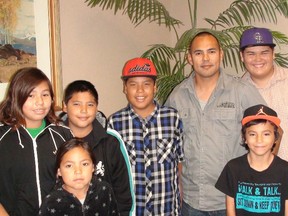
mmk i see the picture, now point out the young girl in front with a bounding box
[39,138,119,215]
[0,67,73,215]
[216,104,288,215]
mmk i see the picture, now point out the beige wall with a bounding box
[59,1,172,115]
[59,0,288,116]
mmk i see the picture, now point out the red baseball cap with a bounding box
[122,58,157,80]
[242,104,280,127]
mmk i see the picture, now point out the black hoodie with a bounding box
[62,114,134,216]
[39,177,119,216]
[0,121,73,216]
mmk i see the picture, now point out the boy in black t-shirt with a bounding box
[216,104,288,215]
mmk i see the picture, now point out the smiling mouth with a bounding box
[253,64,264,68]
[136,96,145,101]
[34,109,45,114]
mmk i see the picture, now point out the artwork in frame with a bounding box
[0,0,63,109]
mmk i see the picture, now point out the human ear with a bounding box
[57,168,62,177]
[62,102,67,113]
[187,53,193,66]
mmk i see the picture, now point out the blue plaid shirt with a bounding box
[108,102,184,216]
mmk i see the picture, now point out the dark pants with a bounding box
[182,200,226,216]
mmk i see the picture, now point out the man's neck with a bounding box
[250,68,274,88]
[194,73,219,101]
[251,76,272,88]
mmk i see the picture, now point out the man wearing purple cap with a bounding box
[241,27,288,161]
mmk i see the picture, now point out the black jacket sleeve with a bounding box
[105,134,133,216]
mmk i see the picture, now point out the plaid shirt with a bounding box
[108,102,184,216]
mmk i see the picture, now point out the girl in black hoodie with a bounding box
[39,138,119,215]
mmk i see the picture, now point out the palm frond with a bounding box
[85,0,126,14]
[125,0,182,28]
[206,0,284,28]
[222,45,244,72]
[141,44,178,63]
[270,30,288,45]
[85,0,182,29]
[275,0,288,17]
[275,53,288,68]
[154,60,186,104]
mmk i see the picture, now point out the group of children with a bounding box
[0,38,288,216]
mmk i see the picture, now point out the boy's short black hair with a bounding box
[63,80,98,105]
[241,119,279,151]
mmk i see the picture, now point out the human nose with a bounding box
[203,52,210,61]
[257,134,263,143]
[136,84,144,92]
[254,53,262,61]
[80,105,87,113]
[35,95,44,105]
[74,165,82,174]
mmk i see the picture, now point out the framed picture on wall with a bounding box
[0,0,63,109]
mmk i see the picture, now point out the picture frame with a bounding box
[0,0,63,110]
[47,0,63,110]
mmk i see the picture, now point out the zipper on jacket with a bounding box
[82,204,85,216]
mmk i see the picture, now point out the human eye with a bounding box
[72,102,80,106]
[264,131,272,136]
[248,132,256,137]
[28,93,35,98]
[82,161,91,166]
[194,51,202,56]
[246,52,255,56]
[87,102,95,107]
[65,164,72,168]
[144,81,152,86]
[208,49,216,54]
[262,50,271,55]
[128,82,136,87]
[42,91,51,97]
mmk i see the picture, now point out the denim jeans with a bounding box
[182,200,226,216]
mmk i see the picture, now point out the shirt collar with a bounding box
[128,100,159,122]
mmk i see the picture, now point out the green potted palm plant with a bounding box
[85,0,288,103]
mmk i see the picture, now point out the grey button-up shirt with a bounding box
[165,71,266,211]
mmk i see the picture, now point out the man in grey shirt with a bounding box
[165,30,266,216]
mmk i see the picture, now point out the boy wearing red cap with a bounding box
[108,57,184,216]
[216,104,288,215]
[240,27,288,161]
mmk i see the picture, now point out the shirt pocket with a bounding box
[212,108,238,135]
[125,140,136,165]
[157,138,174,164]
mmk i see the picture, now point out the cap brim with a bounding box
[241,43,276,50]
[121,75,157,80]
[242,115,280,127]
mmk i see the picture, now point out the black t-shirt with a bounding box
[215,154,288,215]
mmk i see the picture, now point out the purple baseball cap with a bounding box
[240,27,276,50]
